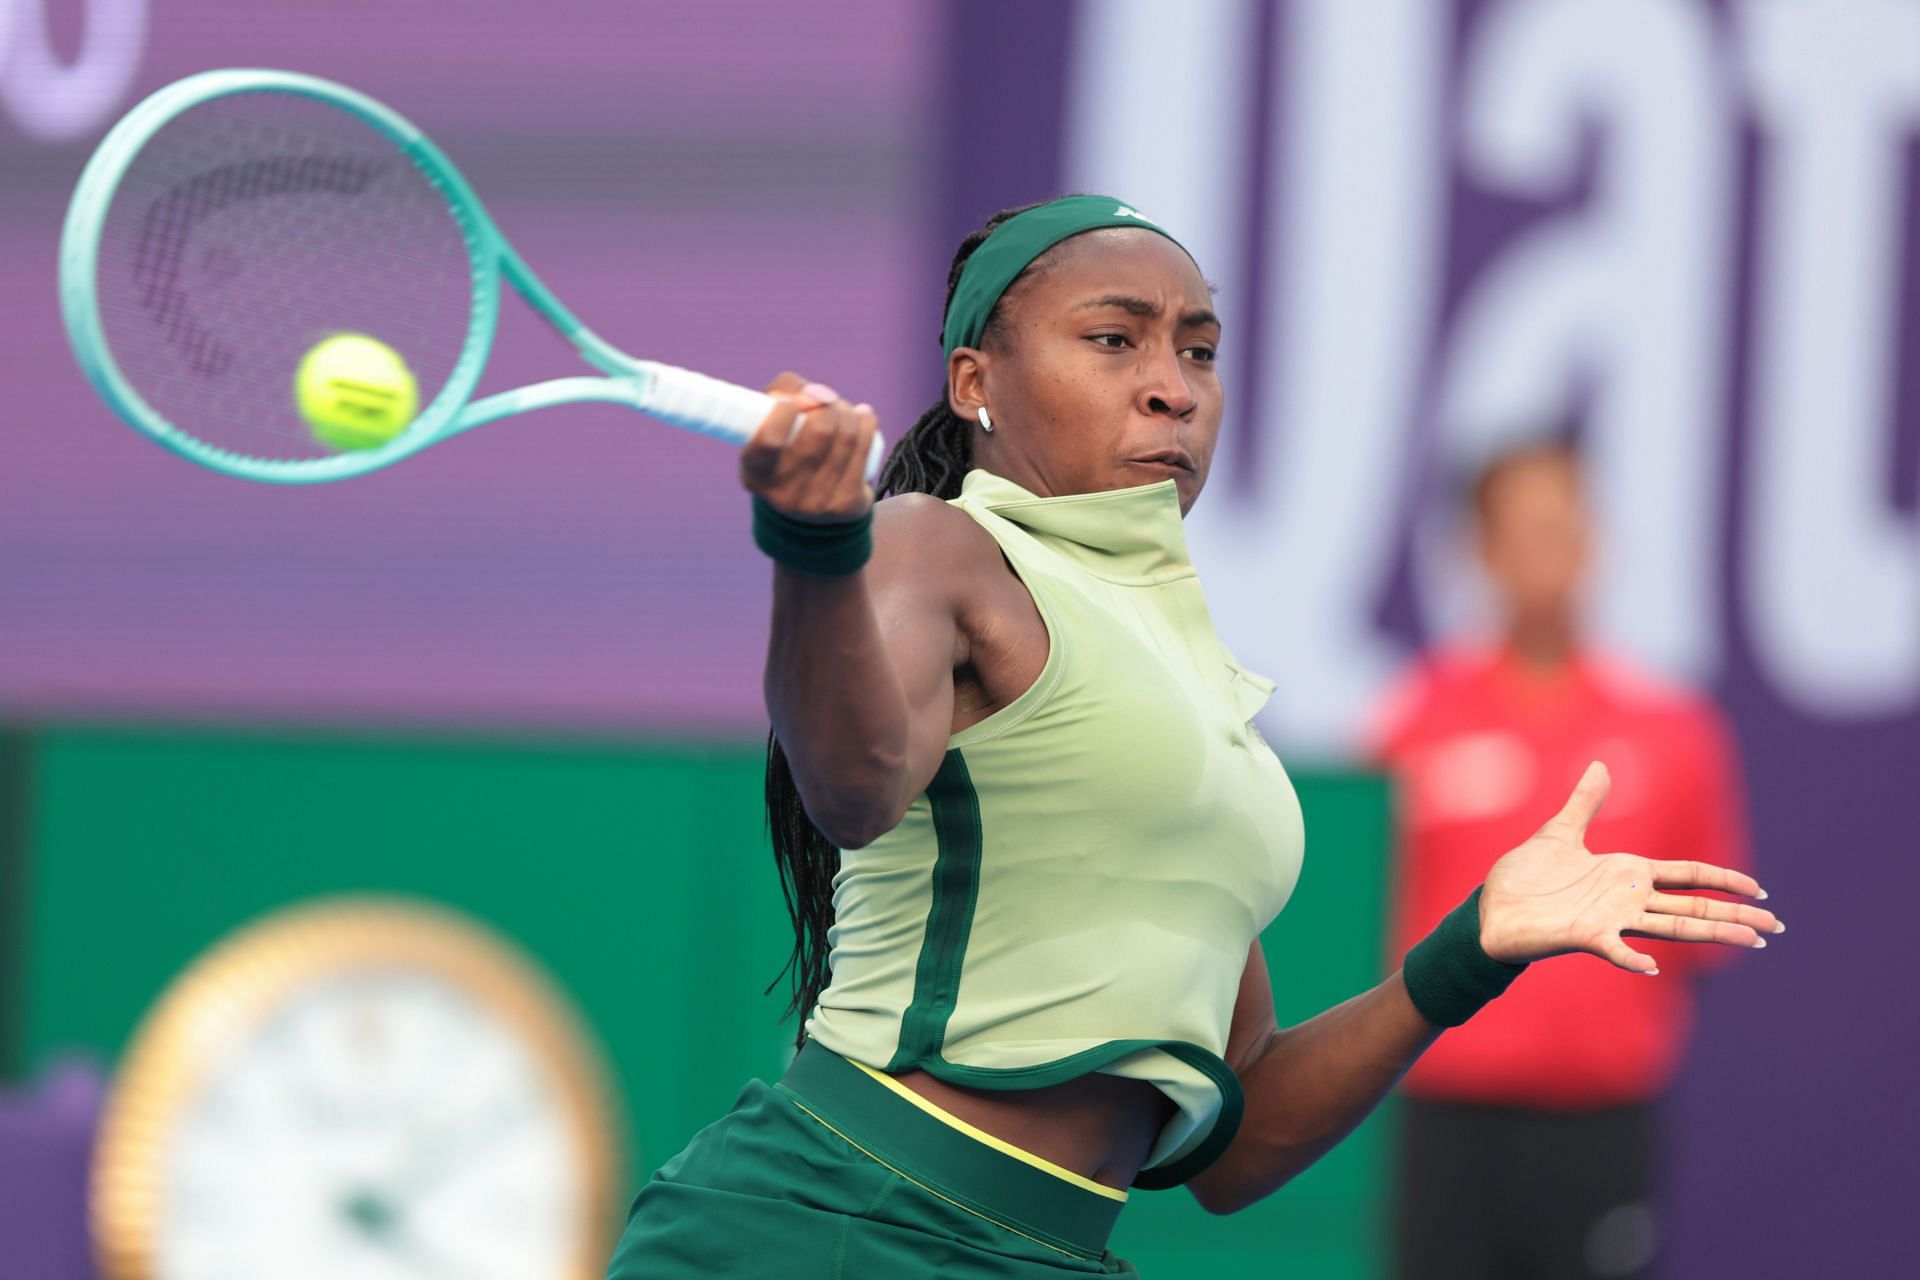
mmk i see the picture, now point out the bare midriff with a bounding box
[888,1067,1176,1191]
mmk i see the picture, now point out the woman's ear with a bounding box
[947,348,989,423]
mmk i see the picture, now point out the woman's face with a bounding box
[950,228,1222,515]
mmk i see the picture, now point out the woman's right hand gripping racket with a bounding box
[58,68,883,484]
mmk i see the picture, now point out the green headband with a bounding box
[941,195,1191,359]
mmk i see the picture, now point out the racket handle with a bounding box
[632,362,885,483]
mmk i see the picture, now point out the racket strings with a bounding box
[133,153,386,377]
[92,91,479,464]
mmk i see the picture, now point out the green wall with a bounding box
[8,723,1394,1277]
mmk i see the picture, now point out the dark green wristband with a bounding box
[752,496,873,576]
[1402,886,1527,1028]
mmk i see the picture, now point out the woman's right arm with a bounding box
[742,376,984,848]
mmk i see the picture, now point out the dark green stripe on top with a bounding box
[889,749,984,1069]
[1128,1044,1245,1190]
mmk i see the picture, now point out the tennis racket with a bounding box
[59,68,883,484]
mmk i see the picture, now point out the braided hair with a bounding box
[763,201,1050,1046]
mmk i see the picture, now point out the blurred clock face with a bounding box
[156,968,584,1280]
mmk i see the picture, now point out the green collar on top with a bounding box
[941,195,1192,360]
[956,468,1196,586]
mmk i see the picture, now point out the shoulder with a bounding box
[1584,651,1736,754]
[1364,646,1497,758]
[873,490,996,554]
[1584,651,1717,721]
[868,492,1008,589]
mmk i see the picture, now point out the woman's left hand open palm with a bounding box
[1478,762,1782,973]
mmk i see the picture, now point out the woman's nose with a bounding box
[1140,358,1198,418]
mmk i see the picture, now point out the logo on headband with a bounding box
[1112,204,1155,224]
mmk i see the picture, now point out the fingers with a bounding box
[747,375,835,451]
[1648,859,1766,901]
[741,375,877,522]
[763,370,812,398]
[1540,761,1610,839]
[793,400,876,514]
[1625,911,1765,949]
[1596,933,1659,975]
[742,375,833,477]
[741,396,805,480]
[1644,891,1782,936]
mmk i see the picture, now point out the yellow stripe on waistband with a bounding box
[848,1060,1130,1202]
[784,1096,1092,1261]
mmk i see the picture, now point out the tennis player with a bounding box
[603,196,1779,1278]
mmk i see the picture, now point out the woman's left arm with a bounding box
[1183,944,1434,1215]
[1187,761,1781,1216]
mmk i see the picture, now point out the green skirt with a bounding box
[605,1041,1140,1278]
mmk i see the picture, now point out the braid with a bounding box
[873,399,973,501]
[764,201,1050,1047]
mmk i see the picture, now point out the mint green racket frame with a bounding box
[60,68,880,484]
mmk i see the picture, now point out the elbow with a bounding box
[769,714,912,851]
[1190,1181,1259,1217]
[1187,1148,1300,1216]
[1190,1188,1234,1217]
[1198,1175,1300,1216]
[802,761,912,850]
[1185,1163,1272,1217]
[810,805,901,851]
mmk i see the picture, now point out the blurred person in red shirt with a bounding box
[1371,438,1751,1280]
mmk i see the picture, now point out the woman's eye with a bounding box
[1184,346,1218,363]
[1090,333,1129,348]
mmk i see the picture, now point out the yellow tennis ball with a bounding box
[296,334,419,450]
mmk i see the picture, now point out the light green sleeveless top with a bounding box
[805,468,1306,1188]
